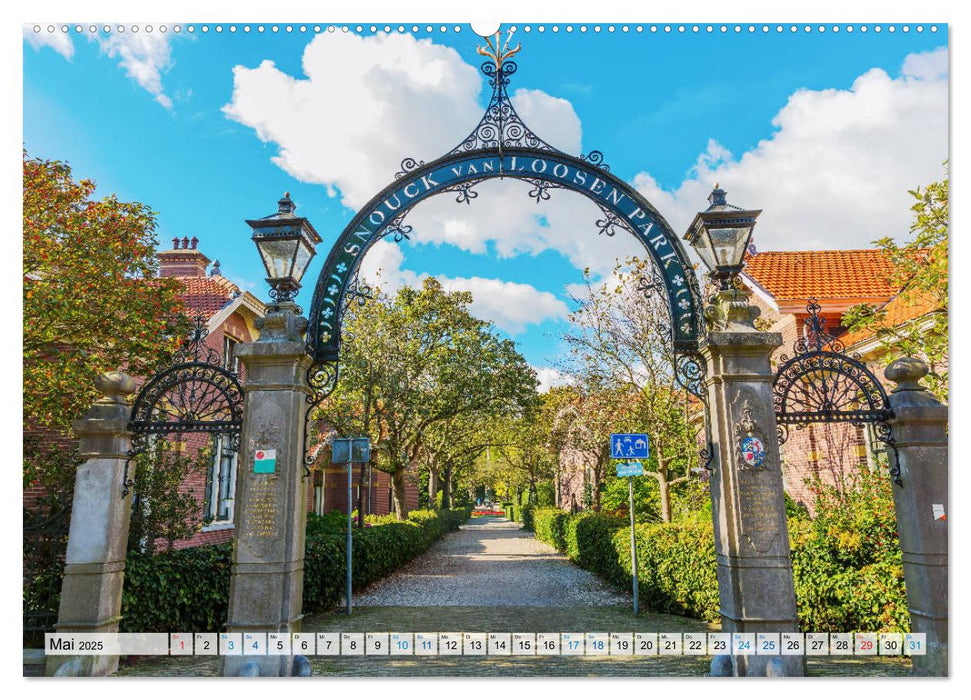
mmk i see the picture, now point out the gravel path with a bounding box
[354,516,630,607]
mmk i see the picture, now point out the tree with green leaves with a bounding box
[492,403,558,505]
[128,439,214,554]
[317,278,538,519]
[843,165,948,401]
[23,151,186,486]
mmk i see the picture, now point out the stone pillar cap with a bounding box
[94,371,137,405]
[885,357,929,393]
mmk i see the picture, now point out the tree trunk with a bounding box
[592,464,602,512]
[441,466,453,509]
[391,469,410,520]
[357,462,367,528]
[427,464,439,508]
[658,472,671,523]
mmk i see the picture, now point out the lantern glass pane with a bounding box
[257,237,299,280]
[707,227,750,268]
[691,231,718,271]
[291,237,315,283]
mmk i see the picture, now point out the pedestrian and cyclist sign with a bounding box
[610,433,649,460]
[610,432,650,616]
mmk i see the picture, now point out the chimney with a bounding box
[158,236,211,278]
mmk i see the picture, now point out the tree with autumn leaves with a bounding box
[23,152,186,486]
[561,258,700,521]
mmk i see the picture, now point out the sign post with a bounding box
[332,437,371,615]
[612,434,649,616]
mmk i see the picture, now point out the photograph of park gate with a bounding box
[22,18,949,680]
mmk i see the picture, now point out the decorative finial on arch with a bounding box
[476,29,521,71]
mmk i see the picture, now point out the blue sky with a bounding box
[23,23,948,383]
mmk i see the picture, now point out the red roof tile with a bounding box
[176,276,241,318]
[744,250,898,301]
[840,290,941,347]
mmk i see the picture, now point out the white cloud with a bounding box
[357,239,568,335]
[632,48,949,252]
[434,275,569,334]
[23,26,74,60]
[224,32,482,209]
[533,366,574,393]
[98,31,174,108]
[902,46,948,81]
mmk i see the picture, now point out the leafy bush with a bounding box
[616,522,719,621]
[788,470,909,632]
[112,508,472,632]
[121,543,232,633]
[532,475,908,633]
[533,508,568,551]
[520,503,535,531]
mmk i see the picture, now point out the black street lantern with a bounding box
[683,184,761,290]
[246,192,322,303]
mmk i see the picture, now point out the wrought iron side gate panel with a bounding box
[125,315,245,495]
[773,299,900,485]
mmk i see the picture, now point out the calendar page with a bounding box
[22,0,951,687]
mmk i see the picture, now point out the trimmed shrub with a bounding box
[520,503,535,531]
[531,500,907,633]
[114,508,471,632]
[121,543,232,633]
[533,507,568,551]
[615,522,719,621]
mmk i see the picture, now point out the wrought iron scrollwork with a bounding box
[304,361,340,475]
[449,60,560,157]
[581,150,610,171]
[395,157,425,180]
[595,204,630,238]
[383,211,414,244]
[773,299,900,485]
[673,350,715,471]
[636,267,668,302]
[443,179,482,205]
[340,276,374,317]
[124,316,244,495]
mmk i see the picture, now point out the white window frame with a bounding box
[203,434,237,528]
[223,334,240,373]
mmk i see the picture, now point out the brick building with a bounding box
[742,247,943,509]
[307,443,420,519]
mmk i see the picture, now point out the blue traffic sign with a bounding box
[610,433,650,460]
[332,437,371,464]
[616,461,645,477]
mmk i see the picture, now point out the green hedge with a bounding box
[533,508,908,632]
[114,508,470,633]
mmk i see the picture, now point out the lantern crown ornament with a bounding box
[246,192,322,304]
[684,184,761,291]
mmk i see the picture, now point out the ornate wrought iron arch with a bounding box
[124,316,245,494]
[773,299,900,485]
[306,39,706,412]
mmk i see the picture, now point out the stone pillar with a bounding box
[46,372,137,677]
[700,289,803,677]
[221,302,312,677]
[884,358,948,677]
